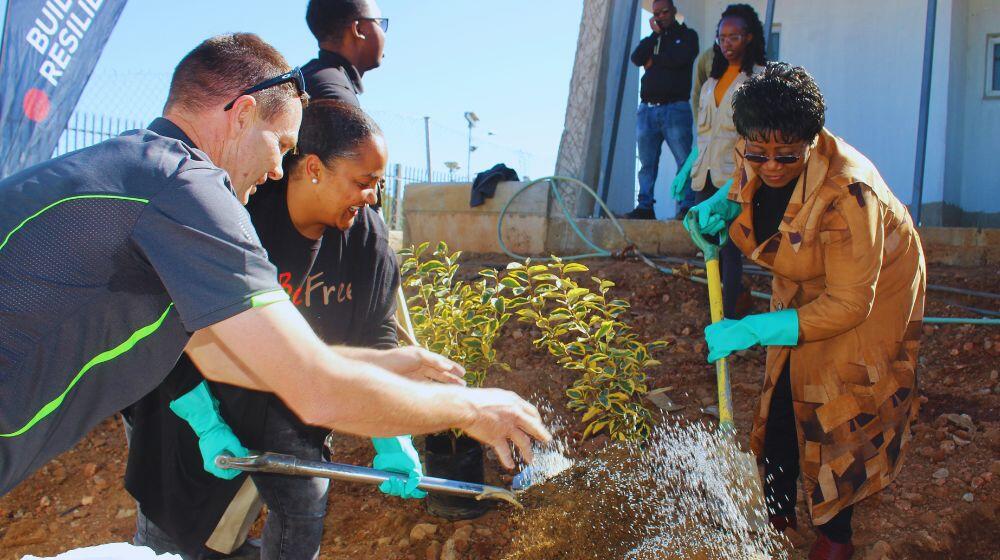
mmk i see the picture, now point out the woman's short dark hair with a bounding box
[306,0,367,42]
[165,33,305,120]
[732,62,826,144]
[709,4,767,79]
[284,100,383,176]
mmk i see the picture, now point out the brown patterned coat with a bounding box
[726,129,926,524]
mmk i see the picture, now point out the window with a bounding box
[987,34,1000,98]
[767,24,781,61]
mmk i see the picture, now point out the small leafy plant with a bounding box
[399,242,519,388]
[400,243,666,443]
[503,259,667,441]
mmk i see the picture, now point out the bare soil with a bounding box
[2,257,998,560]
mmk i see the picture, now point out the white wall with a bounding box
[921,0,961,215]
[716,0,927,203]
[622,0,998,223]
[955,0,1000,216]
[677,0,999,222]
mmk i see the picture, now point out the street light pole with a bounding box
[464,111,478,181]
[424,116,432,182]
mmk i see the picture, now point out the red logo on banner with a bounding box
[23,89,52,123]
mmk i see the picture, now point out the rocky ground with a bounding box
[1,257,998,560]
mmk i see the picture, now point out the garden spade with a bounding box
[684,212,768,530]
[216,453,522,508]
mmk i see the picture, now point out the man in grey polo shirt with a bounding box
[0,32,549,499]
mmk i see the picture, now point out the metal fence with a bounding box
[53,112,145,157]
[52,111,456,230]
[382,164,453,230]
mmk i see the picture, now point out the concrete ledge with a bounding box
[401,182,999,266]
[918,227,1000,267]
[402,182,548,255]
[546,217,696,257]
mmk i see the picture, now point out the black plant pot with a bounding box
[423,432,491,520]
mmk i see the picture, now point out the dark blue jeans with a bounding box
[128,397,329,560]
[133,508,260,560]
[249,397,331,560]
[636,101,695,214]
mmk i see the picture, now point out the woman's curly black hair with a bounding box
[709,4,767,79]
[732,62,826,144]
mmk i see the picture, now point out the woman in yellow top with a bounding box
[681,3,766,318]
[692,63,926,560]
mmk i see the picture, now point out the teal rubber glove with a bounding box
[671,146,699,201]
[704,310,800,363]
[684,177,739,236]
[169,381,248,480]
[372,436,426,499]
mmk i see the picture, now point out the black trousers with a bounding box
[764,360,854,543]
[694,172,744,319]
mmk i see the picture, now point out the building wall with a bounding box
[673,0,999,225]
[555,0,644,218]
[953,0,1000,224]
[565,1,996,225]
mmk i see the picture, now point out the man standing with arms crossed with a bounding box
[624,0,699,220]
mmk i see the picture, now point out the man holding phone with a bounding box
[625,0,699,220]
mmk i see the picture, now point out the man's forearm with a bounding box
[288,353,474,436]
[190,301,552,469]
[334,345,384,362]
[190,302,471,437]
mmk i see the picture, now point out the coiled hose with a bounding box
[495,176,1000,326]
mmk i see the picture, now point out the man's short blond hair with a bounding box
[165,33,306,120]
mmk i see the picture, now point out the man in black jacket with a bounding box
[623,0,699,220]
[302,0,387,106]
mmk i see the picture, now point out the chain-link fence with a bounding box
[50,72,544,230]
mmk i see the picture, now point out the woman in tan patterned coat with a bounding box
[690,63,925,560]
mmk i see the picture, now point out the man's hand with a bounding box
[649,16,662,33]
[458,389,552,470]
[355,347,466,385]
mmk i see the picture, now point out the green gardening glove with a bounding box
[704,310,800,363]
[372,436,427,499]
[671,146,699,201]
[684,177,739,236]
[169,381,248,480]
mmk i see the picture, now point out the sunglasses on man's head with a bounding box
[742,150,805,165]
[361,17,389,32]
[223,67,306,112]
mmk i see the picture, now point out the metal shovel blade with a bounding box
[216,453,522,508]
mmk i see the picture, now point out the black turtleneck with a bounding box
[752,178,798,242]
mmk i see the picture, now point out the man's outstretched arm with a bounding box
[185,300,549,468]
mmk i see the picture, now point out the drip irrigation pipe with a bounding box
[647,257,1000,318]
[652,256,1000,301]
[495,177,1000,327]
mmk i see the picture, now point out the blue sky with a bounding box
[1,0,584,179]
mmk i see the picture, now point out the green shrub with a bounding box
[504,259,667,441]
[400,244,666,442]
[399,242,519,388]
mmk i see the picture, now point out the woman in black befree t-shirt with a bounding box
[125,101,420,560]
